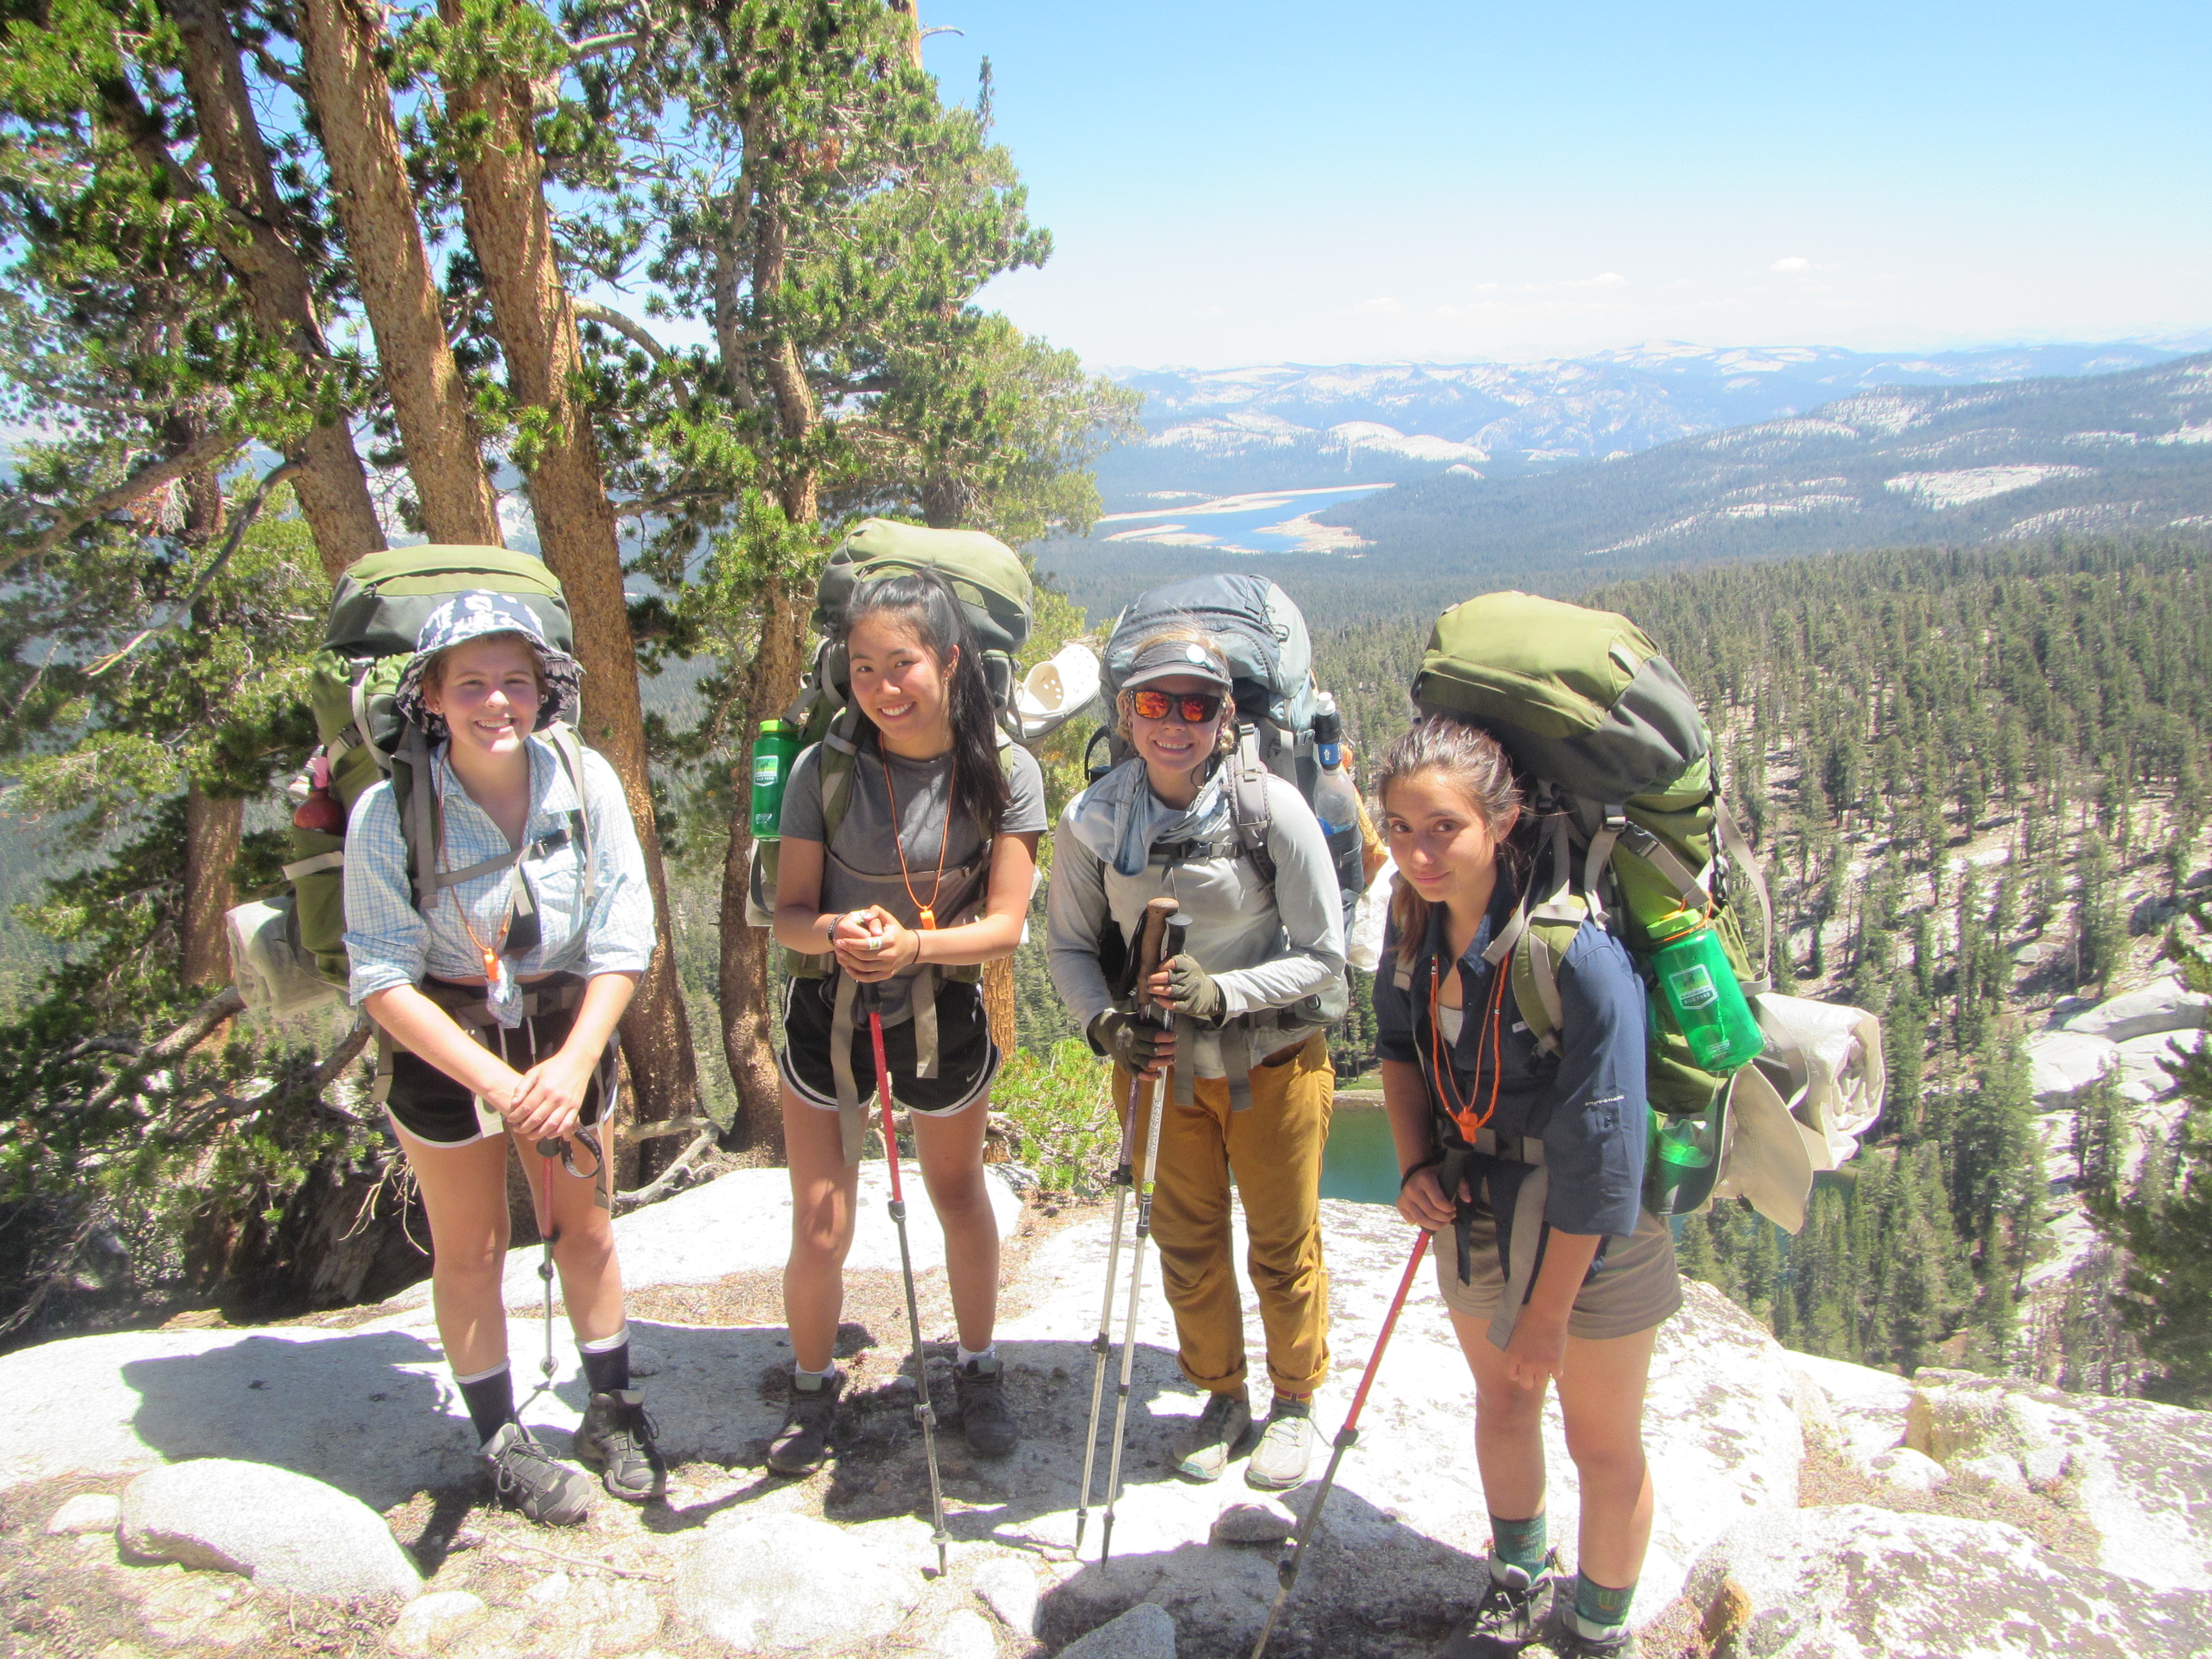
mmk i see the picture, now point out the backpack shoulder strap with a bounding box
[543,722,597,912]
[818,705,864,851]
[394,723,441,912]
[1226,724,1276,885]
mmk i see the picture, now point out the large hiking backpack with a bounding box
[1086,573,1368,932]
[226,545,593,1016]
[1405,590,1884,1224]
[743,518,1035,957]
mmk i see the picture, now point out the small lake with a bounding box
[1093,484,1391,556]
[1318,1094,1400,1207]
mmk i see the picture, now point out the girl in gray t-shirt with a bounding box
[766,571,1045,1472]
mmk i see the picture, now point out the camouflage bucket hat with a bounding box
[390,590,585,734]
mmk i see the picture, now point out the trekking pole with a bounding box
[1073,896,1179,1558]
[1099,899,1189,1565]
[521,1136,565,1412]
[864,980,951,1577]
[1249,1228,1433,1659]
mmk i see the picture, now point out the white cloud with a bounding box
[1770,256,1813,274]
[1352,296,1404,315]
[1578,272,1629,288]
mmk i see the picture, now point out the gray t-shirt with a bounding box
[781,735,1047,1024]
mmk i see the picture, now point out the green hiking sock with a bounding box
[1486,1512,1547,1581]
[1573,1571,1635,1632]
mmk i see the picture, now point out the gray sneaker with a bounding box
[1171,1389,1253,1483]
[955,1354,1020,1457]
[766,1369,843,1477]
[479,1422,594,1526]
[1244,1394,1316,1490]
[574,1389,666,1501]
[1433,1556,1556,1657]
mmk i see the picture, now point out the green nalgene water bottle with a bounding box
[1648,917,1764,1073]
[749,718,800,841]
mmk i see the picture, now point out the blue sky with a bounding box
[919,1,2212,368]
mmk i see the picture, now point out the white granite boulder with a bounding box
[386,1590,488,1654]
[1060,1603,1177,1659]
[675,1512,922,1651]
[2027,1030,2118,1107]
[1688,1505,2211,1658]
[2063,976,2211,1044]
[46,1492,121,1535]
[120,1458,420,1601]
[972,1554,1042,1635]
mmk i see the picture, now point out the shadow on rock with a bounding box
[1039,1484,1489,1659]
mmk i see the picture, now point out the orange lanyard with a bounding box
[438,766,516,980]
[1427,935,1509,1143]
[879,750,948,930]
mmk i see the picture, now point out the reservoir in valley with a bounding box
[1093,484,1392,556]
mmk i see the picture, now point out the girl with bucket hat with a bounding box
[1045,624,1347,1491]
[345,591,664,1525]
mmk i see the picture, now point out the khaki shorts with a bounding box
[1434,1201,1682,1342]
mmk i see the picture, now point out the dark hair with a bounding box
[837,570,1010,836]
[1373,715,1526,964]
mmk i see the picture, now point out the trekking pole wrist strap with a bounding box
[1399,1147,1444,1191]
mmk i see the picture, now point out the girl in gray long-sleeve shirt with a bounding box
[1045,623,1345,1494]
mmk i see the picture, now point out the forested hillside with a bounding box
[1308,536,2212,1391]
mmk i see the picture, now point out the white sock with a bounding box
[1574,1612,1628,1640]
[956,1343,996,1370]
[577,1323,629,1354]
[793,1361,836,1389]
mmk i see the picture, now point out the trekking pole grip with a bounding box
[1133,896,1178,1016]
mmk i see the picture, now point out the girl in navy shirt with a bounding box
[1373,716,1679,1659]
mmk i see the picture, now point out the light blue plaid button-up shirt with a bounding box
[343,734,656,1004]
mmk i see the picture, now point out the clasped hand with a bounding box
[502,1046,597,1142]
[830,905,918,982]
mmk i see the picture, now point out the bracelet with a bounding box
[1399,1149,1443,1192]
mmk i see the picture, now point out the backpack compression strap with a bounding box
[394,723,600,937]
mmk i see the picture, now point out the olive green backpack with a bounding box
[742,517,1035,967]
[1402,591,1776,1216]
[226,546,591,1015]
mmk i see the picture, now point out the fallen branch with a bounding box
[79,986,244,1118]
[159,1015,375,1145]
[613,1128,715,1215]
[623,1114,713,1142]
[491,1532,671,1581]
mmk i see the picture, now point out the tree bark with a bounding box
[296,0,502,546]
[886,0,925,69]
[170,0,384,583]
[719,571,809,1154]
[181,783,243,988]
[440,17,702,1135]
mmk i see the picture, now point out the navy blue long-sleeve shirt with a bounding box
[1373,876,1648,1240]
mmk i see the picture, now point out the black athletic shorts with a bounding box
[778,972,999,1117]
[382,974,612,1148]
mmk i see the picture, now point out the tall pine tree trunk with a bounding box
[181,784,242,988]
[441,19,703,1139]
[719,573,809,1155]
[716,167,819,1151]
[170,0,383,583]
[296,0,501,547]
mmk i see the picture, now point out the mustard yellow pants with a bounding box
[1113,1034,1334,1399]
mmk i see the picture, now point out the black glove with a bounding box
[1089,1008,1171,1074]
[1161,954,1226,1026]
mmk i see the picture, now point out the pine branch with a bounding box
[0,429,247,580]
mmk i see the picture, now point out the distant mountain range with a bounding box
[1036,345,2212,622]
[1098,340,2209,505]
[1315,351,2212,572]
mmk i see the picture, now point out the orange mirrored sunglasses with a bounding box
[1130,688,1225,724]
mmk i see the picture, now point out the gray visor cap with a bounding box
[1121,637,1233,692]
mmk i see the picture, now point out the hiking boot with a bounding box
[1171,1389,1253,1483]
[1433,1558,1556,1657]
[1541,1595,1639,1659]
[573,1389,667,1501]
[1244,1394,1316,1491]
[765,1369,843,1477]
[955,1354,1020,1457]
[479,1422,594,1526]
